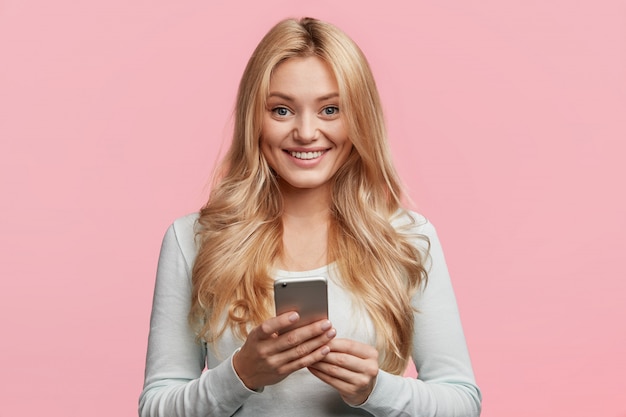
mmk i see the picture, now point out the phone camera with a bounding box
[282,282,288,287]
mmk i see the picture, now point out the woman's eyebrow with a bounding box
[317,93,339,101]
[268,92,294,101]
[267,92,339,102]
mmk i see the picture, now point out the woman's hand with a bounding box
[232,312,336,391]
[307,338,379,406]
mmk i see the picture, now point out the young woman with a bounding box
[139,17,481,417]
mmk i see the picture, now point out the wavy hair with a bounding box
[190,17,428,375]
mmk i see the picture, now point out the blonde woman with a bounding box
[140,17,481,417]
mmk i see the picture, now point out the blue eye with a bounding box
[272,107,291,117]
[323,106,339,116]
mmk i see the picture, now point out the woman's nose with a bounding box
[293,113,318,142]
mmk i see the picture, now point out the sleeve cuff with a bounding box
[200,348,260,411]
[229,348,265,394]
[353,370,396,412]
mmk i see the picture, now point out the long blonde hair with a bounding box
[190,17,428,375]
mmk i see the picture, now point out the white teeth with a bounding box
[290,150,323,160]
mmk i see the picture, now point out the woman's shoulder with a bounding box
[390,209,436,237]
[163,212,201,259]
[171,212,200,235]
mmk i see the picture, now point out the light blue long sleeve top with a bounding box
[139,211,481,416]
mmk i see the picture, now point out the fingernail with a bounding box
[289,312,299,322]
[326,328,336,338]
[321,346,330,355]
[321,320,332,331]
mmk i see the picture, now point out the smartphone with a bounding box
[274,276,328,334]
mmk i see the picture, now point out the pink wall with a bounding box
[1,1,625,416]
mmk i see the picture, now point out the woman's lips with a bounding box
[287,150,326,160]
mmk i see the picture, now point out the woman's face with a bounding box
[260,56,352,194]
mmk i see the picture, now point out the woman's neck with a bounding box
[278,183,332,271]
[279,181,332,219]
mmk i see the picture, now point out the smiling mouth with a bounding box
[287,150,326,160]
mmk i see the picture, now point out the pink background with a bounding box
[1,1,625,416]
